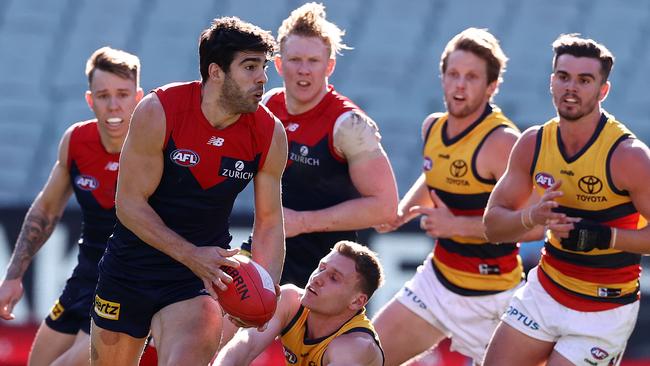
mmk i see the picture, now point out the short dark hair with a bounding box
[552,34,614,83]
[333,241,384,299]
[440,27,508,86]
[198,16,276,82]
[85,46,140,87]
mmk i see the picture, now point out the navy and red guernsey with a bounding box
[67,120,120,250]
[264,86,363,287]
[106,81,276,280]
[265,86,361,211]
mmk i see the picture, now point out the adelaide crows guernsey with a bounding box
[423,104,522,295]
[532,113,643,311]
[107,81,276,280]
[67,120,119,250]
[280,306,383,366]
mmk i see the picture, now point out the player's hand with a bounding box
[226,314,270,332]
[0,279,24,320]
[526,180,567,227]
[374,208,411,233]
[411,191,455,238]
[188,246,240,300]
[282,207,306,238]
[560,219,613,252]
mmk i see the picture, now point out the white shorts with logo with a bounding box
[502,266,639,366]
[395,254,521,363]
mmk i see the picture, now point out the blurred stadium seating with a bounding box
[1,0,649,206]
[0,1,649,364]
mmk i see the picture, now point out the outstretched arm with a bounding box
[251,121,287,283]
[484,128,568,243]
[215,285,302,366]
[0,128,73,320]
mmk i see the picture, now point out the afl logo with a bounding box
[423,157,433,171]
[449,159,467,178]
[300,145,309,156]
[535,172,555,189]
[170,149,200,167]
[591,347,609,360]
[234,160,245,172]
[75,175,98,191]
[283,346,297,364]
[578,175,603,194]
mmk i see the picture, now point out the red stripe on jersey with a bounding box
[543,254,640,284]
[449,208,484,217]
[434,243,519,274]
[605,213,642,229]
[537,268,635,311]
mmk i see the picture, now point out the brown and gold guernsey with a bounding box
[423,104,523,295]
[532,113,644,311]
[280,306,383,366]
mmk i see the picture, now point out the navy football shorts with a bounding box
[91,252,209,338]
[45,245,104,334]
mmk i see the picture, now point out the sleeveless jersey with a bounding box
[423,104,523,295]
[265,86,364,286]
[108,81,276,279]
[280,306,383,366]
[532,113,643,311]
[265,85,362,212]
[67,120,119,249]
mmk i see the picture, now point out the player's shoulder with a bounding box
[64,119,99,143]
[326,331,382,365]
[421,112,446,139]
[280,284,304,300]
[262,87,285,105]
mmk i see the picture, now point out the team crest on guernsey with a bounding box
[219,157,255,180]
[534,172,555,189]
[170,149,200,167]
[75,175,98,191]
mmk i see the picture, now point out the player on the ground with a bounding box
[0,47,143,366]
[483,34,650,366]
[215,240,384,366]
[90,17,287,365]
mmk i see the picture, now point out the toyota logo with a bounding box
[450,159,468,178]
[578,175,602,194]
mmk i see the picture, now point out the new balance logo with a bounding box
[104,161,119,171]
[286,123,299,132]
[207,136,225,146]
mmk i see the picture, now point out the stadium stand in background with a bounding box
[0,1,649,364]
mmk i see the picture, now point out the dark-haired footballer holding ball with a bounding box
[90,17,287,366]
[216,241,384,366]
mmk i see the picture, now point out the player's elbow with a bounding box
[115,193,139,228]
[482,209,501,243]
[375,194,398,224]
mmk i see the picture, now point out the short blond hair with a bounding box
[85,46,140,87]
[277,2,351,58]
